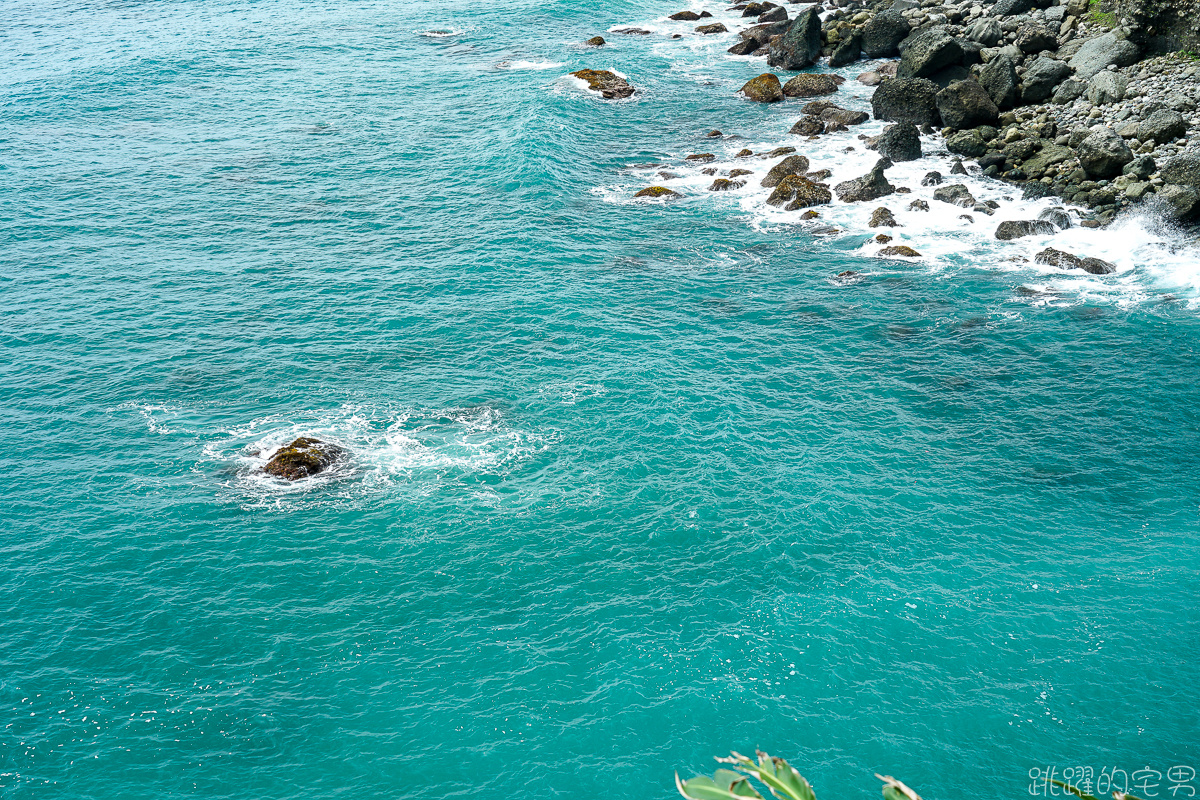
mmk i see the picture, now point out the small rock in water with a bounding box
[950,158,968,175]
[921,171,944,186]
[908,199,930,211]
[708,178,744,191]
[932,183,976,207]
[762,154,812,188]
[586,36,606,46]
[995,219,1056,240]
[696,23,728,34]
[729,168,753,178]
[262,437,343,481]
[571,69,636,99]
[634,186,682,198]
[869,207,900,227]
[740,73,785,103]
[1038,207,1072,230]
[834,158,895,202]
[800,210,821,220]
[706,130,723,138]
[874,234,893,244]
[668,10,702,20]
[879,245,922,258]
[686,153,716,162]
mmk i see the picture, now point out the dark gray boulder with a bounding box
[862,10,911,58]
[1086,71,1127,105]
[1137,110,1187,145]
[1160,151,1200,187]
[829,31,863,67]
[759,5,789,23]
[979,54,1019,110]
[1020,57,1071,104]
[936,80,999,129]
[993,0,1037,15]
[871,77,941,126]
[875,122,922,161]
[1077,127,1134,178]
[1158,184,1200,220]
[1016,24,1057,54]
[1035,248,1116,273]
[767,175,832,209]
[834,158,895,202]
[1123,154,1156,180]
[768,6,822,70]
[995,220,1056,240]
[783,73,839,97]
[1038,207,1072,229]
[946,129,987,157]
[964,18,1001,47]
[1052,78,1087,105]
[897,26,965,79]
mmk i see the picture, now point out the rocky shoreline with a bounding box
[571,0,1200,269]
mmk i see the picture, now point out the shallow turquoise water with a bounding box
[2,0,1199,797]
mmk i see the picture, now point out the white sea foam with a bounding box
[202,403,557,505]
[495,59,565,71]
[417,29,463,38]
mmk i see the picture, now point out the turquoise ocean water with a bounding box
[2,0,1199,797]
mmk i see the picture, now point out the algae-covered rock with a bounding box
[762,154,812,187]
[570,69,635,99]
[740,73,785,102]
[585,36,606,46]
[879,245,921,257]
[766,175,833,209]
[782,73,839,98]
[634,186,682,198]
[263,437,343,481]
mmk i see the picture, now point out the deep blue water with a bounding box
[2,0,1199,797]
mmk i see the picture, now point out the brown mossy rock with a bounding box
[800,210,821,219]
[782,73,839,98]
[669,10,702,20]
[869,207,900,227]
[634,186,682,198]
[571,69,635,99]
[762,154,811,187]
[875,234,893,244]
[766,175,832,209]
[585,36,606,46]
[696,23,728,34]
[729,168,753,177]
[709,178,746,191]
[740,73,784,102]
[263,437,343,481]
[790,116,824,136]
[686,152,716,162]
[879,245,921,257]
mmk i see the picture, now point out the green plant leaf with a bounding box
[676,772,764,800]
[1052,779,1099,800]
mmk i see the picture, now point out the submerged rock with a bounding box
[570,69,635,99]
[1035,248,1116,274]
[696,22,728,34]
[995,219,1056,240]
[869,206,900,227]
[879,245,922,257]
[263,437,343,481]
[709,178,745,191]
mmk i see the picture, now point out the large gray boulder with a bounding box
[1016,24,1057,54]
[871,77,942,126]
[1077,127,1134,178]
[936,80,999,129]
[783,73,839,97]
[1086,71,1127,105]
[875,122,922,161]
[1068,32,1140,80]
[834,158,895,202]
[897,26,964,79]
[964,18,1002,47]
[1159,151,1200,187]
[946,129,988,157]
[993,0,1037,15]
[995,220,1056,240]
[768,6,822,70]
[979,54,1019,110]
[1137,109,1187,145]
[862,10,911,58]
[1158,184,1200,220]
[1052,78,1088,104]
[762,154,812,187]
[1020,57,1071,104]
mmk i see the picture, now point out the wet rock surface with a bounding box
[263,438,343,481]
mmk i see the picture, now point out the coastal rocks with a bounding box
[1068,32,1140,80]
[946,129,988,157]
[869,206,900,226]
[879,245,922,257]
[1038,207,1072,229]
[696,23,728,34]
[1137,109,1187,145]
[709,178,745,191]
[936,80,999,129]
[740,73,784,102]
[964,18,1002,47]
[1019,57,1071,104]
[1022,143,1073,178]
[821,106,869,126]
[1035,247,1117,274]
[995,219,1056,239]
[570,69,635,99]
[979,55,1019,110]
[862,10,911,58]
[834,157,895,202]
[1077,127,1134,178]
[585,36,606,46]
[767,175,833,209]
[729,19,790,55]
[896,27,964,80]
[1158,184,1200,220]
[634,186,682,198]
[758,5,788,23]
[1159,151,1200,188]
[1052,78,1087,105]
[932,183,977,207]
[768,6,822,70]
[1086,71,1127,105]
[790,117,825,136]
[871,78,941,126]
[830,32,864,67]
[762,154,812,187]
[668,10,702,21]
[1016,24,1057,55]
[875,122,922,161]
[783,73,839,98]
[263,437,343,481]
